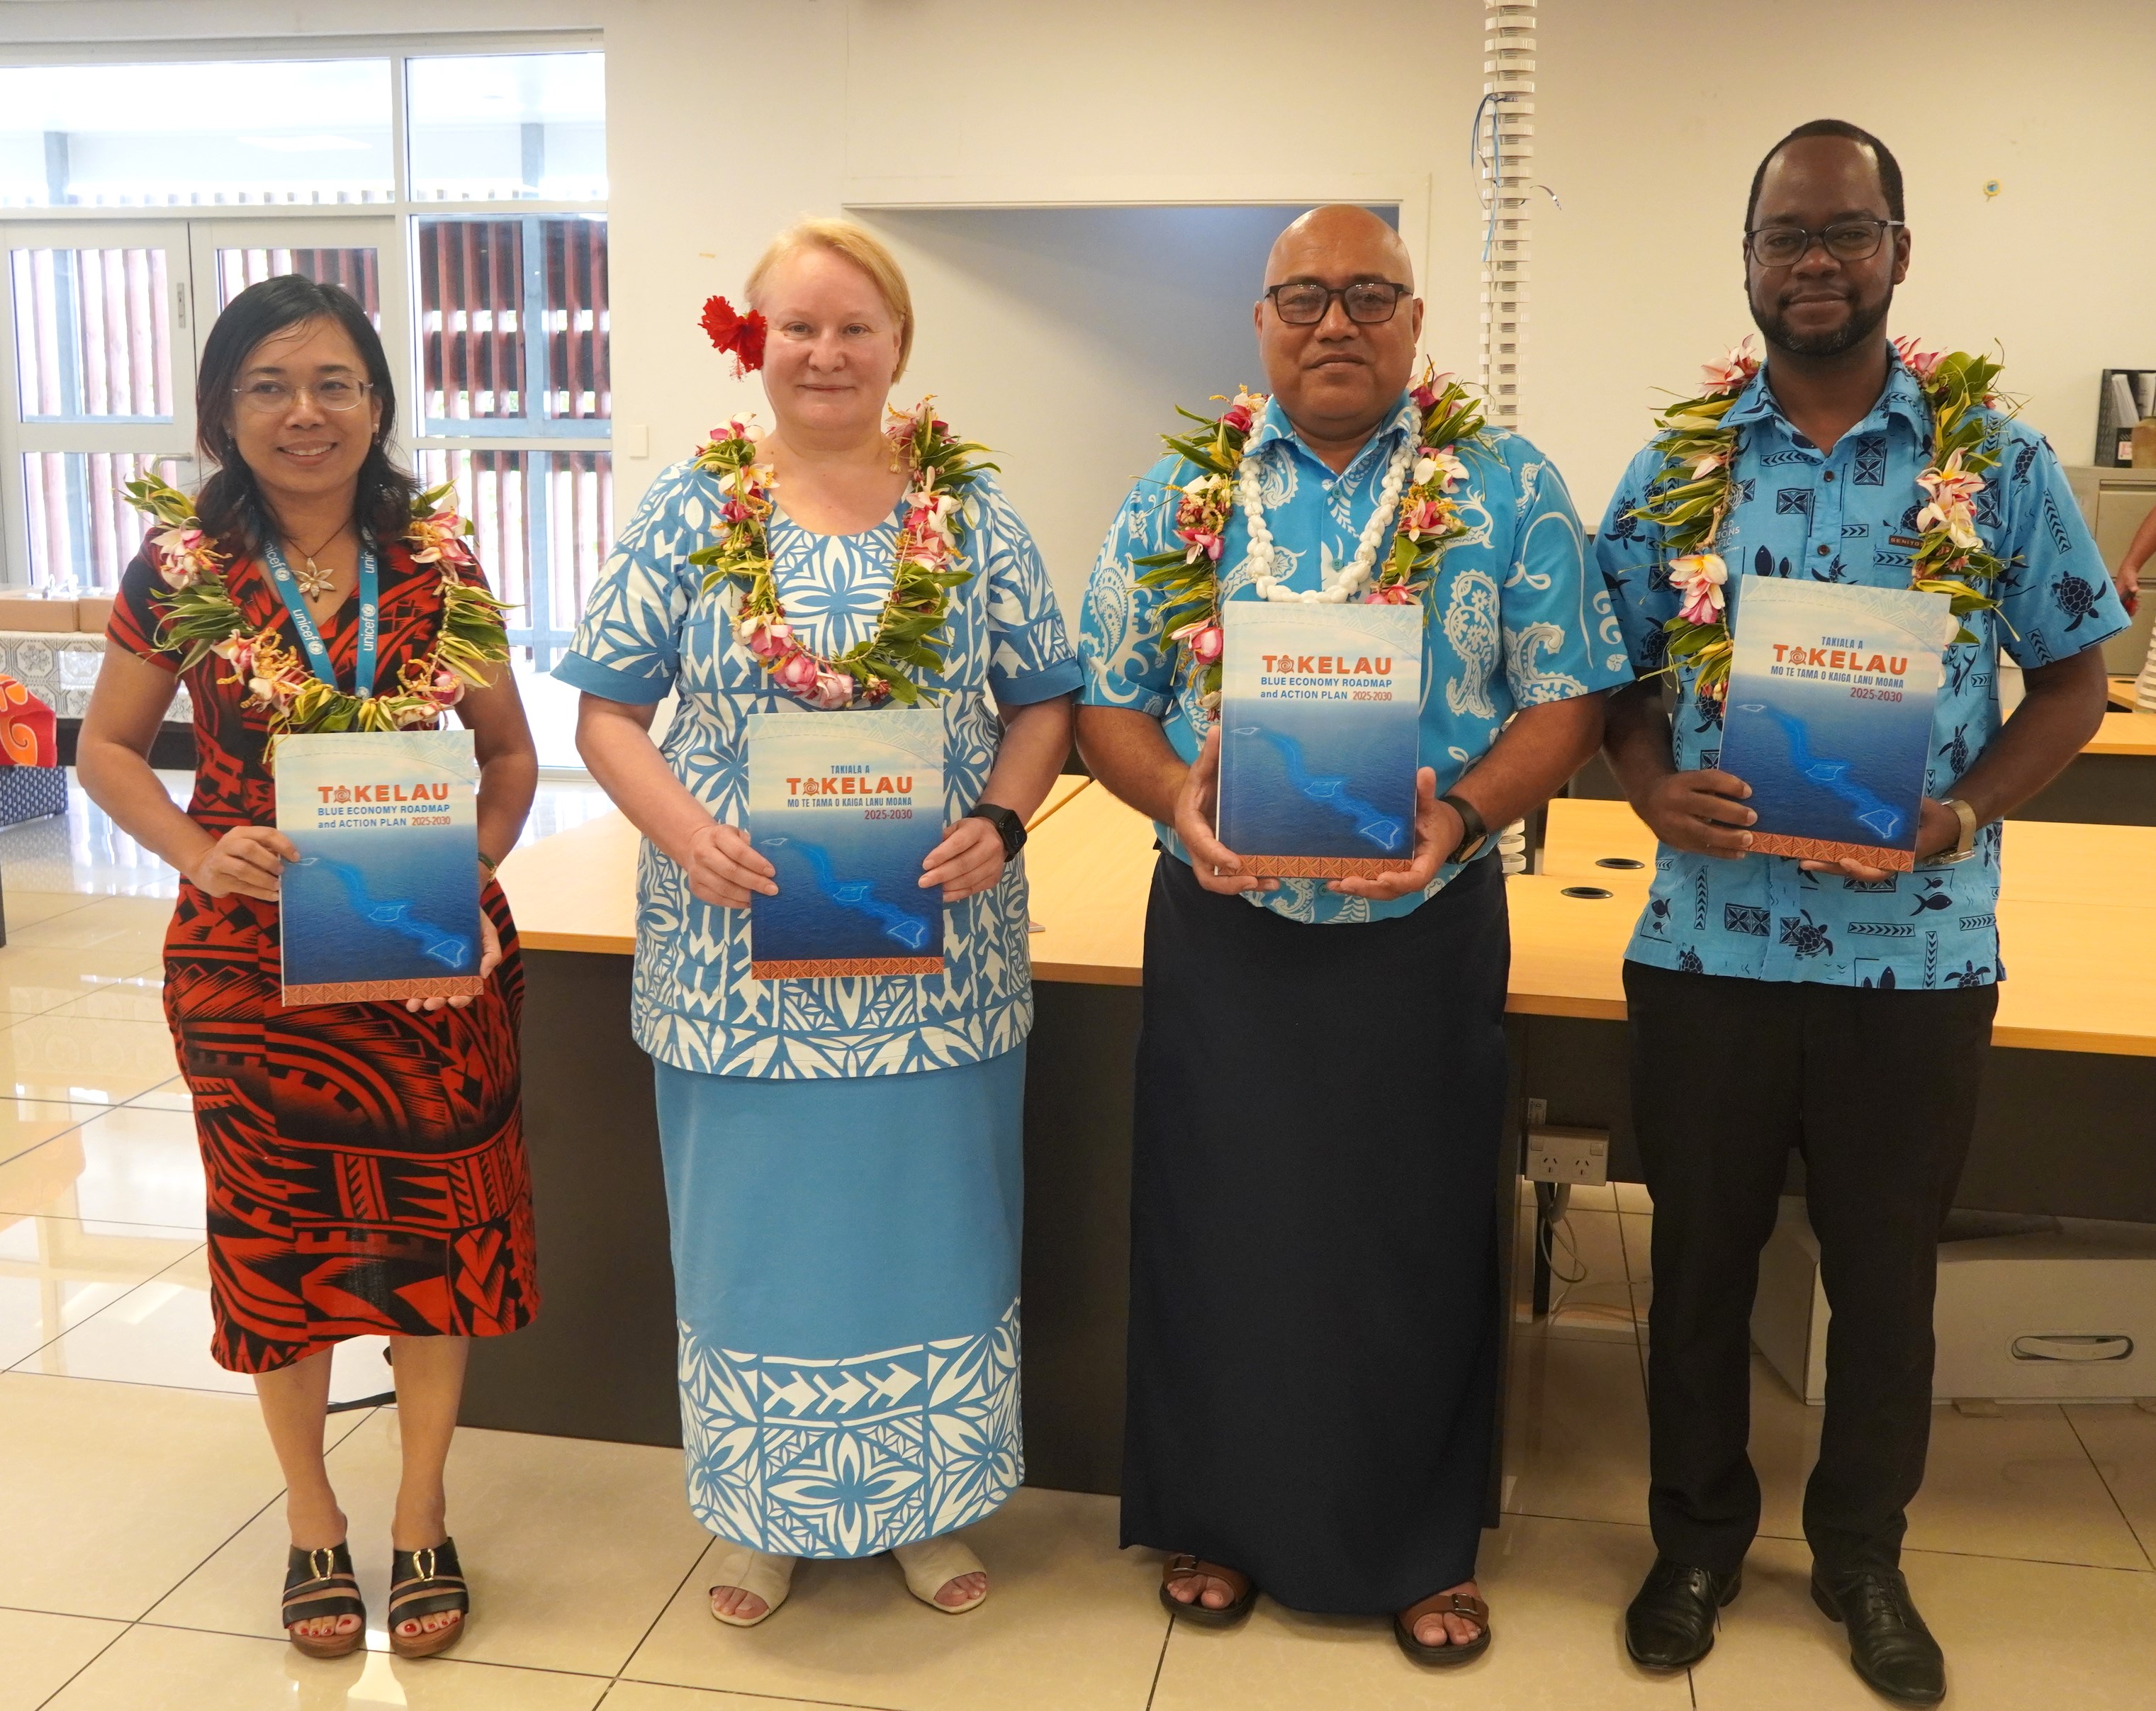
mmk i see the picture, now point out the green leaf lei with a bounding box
[687,400,995,708]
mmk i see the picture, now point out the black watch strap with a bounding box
[1440,792,1490,863]
[965,802,1026,860]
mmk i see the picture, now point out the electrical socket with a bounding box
[1526,1126,1608,1186]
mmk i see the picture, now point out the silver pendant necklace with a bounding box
[283,522,350,601]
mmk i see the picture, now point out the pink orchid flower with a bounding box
[1400,497,1448,537]
[774,650,821,695]
[1699,339,1760,397]
[1916,453,1984,551]
[1364,585,1417,605]
[1892,336,1943,383]
[1690,450,1728,481]
[1179,528,1225,565]
[741,615,794,660]
[1170,620,1224,664]
[1668,552,1729,626]
[1410,371,1456,414]
[808,669,855,709]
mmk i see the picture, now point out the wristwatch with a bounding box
[965,802,1027,862]
[1440,792,1490,864]
[1921,797,1980,866]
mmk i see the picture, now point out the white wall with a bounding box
[601,0,1488,602]
[11,0,2156,567]
[1533,0,2156,520]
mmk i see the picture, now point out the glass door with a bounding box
[0,220,195,593]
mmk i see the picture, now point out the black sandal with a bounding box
[1160,1553,1258,1627]
[388,1538,468,1659]
[282,1542,365,1659]
[1394,1588,1493,1666]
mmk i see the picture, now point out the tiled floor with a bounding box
[3,775,2154,1708]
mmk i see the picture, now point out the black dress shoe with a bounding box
[1811,1566,1946,1706]
[1624,1556,1741,1669]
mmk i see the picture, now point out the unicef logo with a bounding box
[361,604,376,618]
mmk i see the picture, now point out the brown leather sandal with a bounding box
[1160,1552,1257,1627]
[1394,1587,1493,1666]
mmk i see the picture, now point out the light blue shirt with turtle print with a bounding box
[1079,391,1631,924]
[1595,349,2129,991]
[554,459,1082,1079]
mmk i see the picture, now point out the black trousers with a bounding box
[1623,960,1999,1576]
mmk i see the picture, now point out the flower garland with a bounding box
[121,473,511,736]
[686,400,993,708]
[1135,364,1485,710]
[1632,334,2012,707]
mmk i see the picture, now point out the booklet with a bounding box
[1717,577,1958,871]
[746,709,946,979]
[274,729,484,1004]
[1216,600,1422,876]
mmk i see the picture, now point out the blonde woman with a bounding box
[559,220,1076,1626]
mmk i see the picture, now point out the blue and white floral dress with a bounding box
[555,459,1079,1558]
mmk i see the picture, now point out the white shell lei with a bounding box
[1242,436,1417,603]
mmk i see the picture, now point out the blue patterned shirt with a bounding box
[554,461,1082,1078]
[1595,351,2128,989]
[1080,392,1630,924]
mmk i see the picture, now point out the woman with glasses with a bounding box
[558,218,1077,1628]
[78,275,539,1661]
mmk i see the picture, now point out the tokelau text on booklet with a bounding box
[746,708,946,979]
[1717,577,1958,872]
[1216,600,1422,877]
[274,729,484,1004]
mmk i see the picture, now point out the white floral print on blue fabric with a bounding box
[554,462,1081,1077]
[678,1300,1022,1557]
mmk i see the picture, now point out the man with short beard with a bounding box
[1596,120,2125,1705]
[1078,205,1624,1662]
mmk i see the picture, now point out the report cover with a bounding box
[274,729,483,1004]
[1717,577,1958,871]
[747,709,946,979]
[1216,600,1422,876]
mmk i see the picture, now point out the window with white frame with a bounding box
[0,35,611,679]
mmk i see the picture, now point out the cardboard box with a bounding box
[0,594,82,633]
[74,595,115,635]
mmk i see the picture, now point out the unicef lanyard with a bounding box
[260,539,379,697]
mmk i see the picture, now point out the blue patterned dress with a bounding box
[554,458,1080,1558]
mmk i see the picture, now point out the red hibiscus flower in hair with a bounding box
[700,295,768,378]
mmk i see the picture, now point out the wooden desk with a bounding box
[2090,710,2156,756]
[476,771,2156,1483]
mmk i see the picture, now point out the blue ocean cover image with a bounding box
[281,829,481,987]
[754,813,943,965]
[1717,576,1952,857]
[1220,696,1417,859]
[1719,676,1933,851]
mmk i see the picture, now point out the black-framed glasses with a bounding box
[1263,280,1412,325]
[1744,219,1904,268]
[232,378,374,414]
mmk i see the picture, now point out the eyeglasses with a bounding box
[1263,281,1412,326]
[1744,219,1904,268]
[232,378,374,414]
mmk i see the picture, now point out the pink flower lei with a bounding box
[1629,336,2014,706]
[690,399,996,709]
[1135,366,1487,712]
[120,473,511,744]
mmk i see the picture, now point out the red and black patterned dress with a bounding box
[109,537,539,1374]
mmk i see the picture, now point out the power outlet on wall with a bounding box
[1527,1126,1609,1187]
